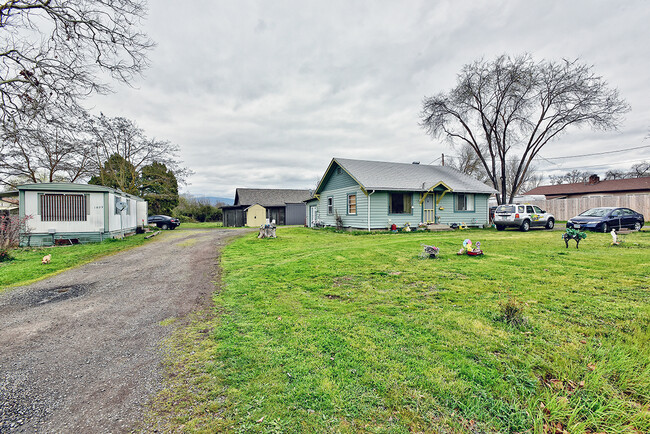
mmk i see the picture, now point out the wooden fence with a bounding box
[528,195,650,221]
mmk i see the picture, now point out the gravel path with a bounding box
[0,228,249,433]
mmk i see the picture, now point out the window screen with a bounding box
[41,194,88,222]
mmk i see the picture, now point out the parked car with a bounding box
[148,215,181,230]
[566,207,644,232]
[493,203,555,232]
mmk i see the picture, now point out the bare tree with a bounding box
[604,169,627,180]
[628,161,649,178]
[0,110,94,187]
[421,55,629,204]
[0,0,153,125]
[86,114,191,185]
[446,143,487,180]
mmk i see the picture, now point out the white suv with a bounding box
[493,204,555,232]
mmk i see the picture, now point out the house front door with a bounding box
[310,206,317,227]
[423,194,435,223]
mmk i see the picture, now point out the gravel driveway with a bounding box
[0,228,249,433]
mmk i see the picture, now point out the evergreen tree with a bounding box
[89,154,139,195]
[140,162,179,215]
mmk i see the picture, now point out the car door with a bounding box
[609,209,623,230]
[525,205,538,226]
[532,206,547,226]
[621,208,636,228]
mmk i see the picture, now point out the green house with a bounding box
[307,158,496,230]
[17,183,148,246]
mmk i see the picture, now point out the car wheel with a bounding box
[601,223,608,233]
[520,220,530,232]
[634,221,642,231]
[545,218,555,230]
[496,225,505,231]
[170,226,176,230]
[161,223,169,230]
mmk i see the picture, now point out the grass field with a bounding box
[137,227,648,432]
[0,234,149,291]
[179,221,224,229]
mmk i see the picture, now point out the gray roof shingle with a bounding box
[235,188,312,207]
[327,158,496,194]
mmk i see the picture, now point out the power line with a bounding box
[538,144,650,160]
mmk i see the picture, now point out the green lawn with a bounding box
[145,227,648,432]
[179,221,224,229]
[0,234,149,291]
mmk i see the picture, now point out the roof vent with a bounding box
[412,161,420,165]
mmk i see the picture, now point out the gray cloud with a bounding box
[88,0,650,197]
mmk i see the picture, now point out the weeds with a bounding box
[499,297,527,327]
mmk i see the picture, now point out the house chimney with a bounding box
[412,161,420,165]
[588,174,600,184]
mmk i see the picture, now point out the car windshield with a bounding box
[579,208,610,217]
[496,205,515,213]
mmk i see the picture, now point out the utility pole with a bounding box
[441,153,445,166]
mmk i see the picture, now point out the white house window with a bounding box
[456,193,474,211]
[348,194,356,215]
[389,193,412,214]
[327,197,333,214]
[41,194,88,222]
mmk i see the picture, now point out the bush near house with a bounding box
[146,227,650,433]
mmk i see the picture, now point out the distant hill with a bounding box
[183,195,234,206]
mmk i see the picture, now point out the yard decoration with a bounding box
[611,228,619,245]
[562,228,586,248]
[457,239,483,256]
[258,222,277,239]
[420,243,440,259]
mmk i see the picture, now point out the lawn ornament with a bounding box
[420,244,439,259]
[258,222,276,239]
[404,223,411,232]
[457,239,483,256]
[562,228,586,249]
[42,254,51,264]
[390,223,397,233]
[611,228,619,245]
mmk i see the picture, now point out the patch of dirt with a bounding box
[0,228,250,433]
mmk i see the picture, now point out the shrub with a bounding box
[0,214,32,262]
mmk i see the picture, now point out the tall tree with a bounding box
[421,55,629,204]
[0,0,153,125]
[89,154,139,195]
[0,110,94,186]
[86,114,190,184]
[140,162,179,215]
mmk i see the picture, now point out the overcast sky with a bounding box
[88,0,650,198]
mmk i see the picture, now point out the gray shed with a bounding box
[222,188,312,227]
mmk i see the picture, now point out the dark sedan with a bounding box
[566,207,644,232]
[148,215,181,230]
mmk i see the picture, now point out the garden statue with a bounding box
[562,228,586,248]
[420,244,439,259]
[611,228,619,245]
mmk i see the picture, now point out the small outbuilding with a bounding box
[222,188,312,227]
[17,183,148,246]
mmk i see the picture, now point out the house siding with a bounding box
[436,193,490,226]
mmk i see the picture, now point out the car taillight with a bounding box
[515,213,519,218]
